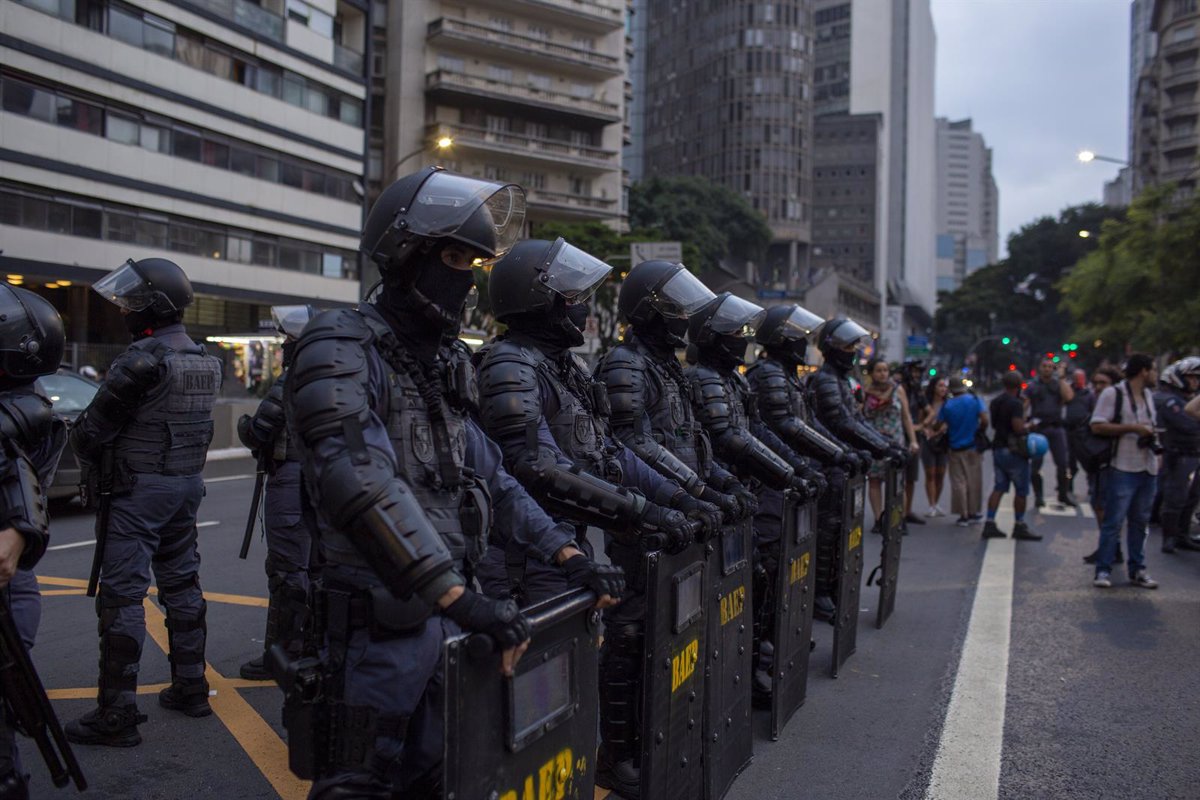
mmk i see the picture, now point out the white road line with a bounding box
[196,521,220,528]
[47,539,96,551]
[205,474,254,484]
[925,505,1016,800]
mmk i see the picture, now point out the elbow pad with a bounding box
[70,348,162,457]
[627,434,701,495]
[780,418,846,465]
[241,382,287,451]
[716,428,794,490]
[0,444,50,569]
[511,448,647,530]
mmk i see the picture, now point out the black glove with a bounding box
[732,483,759,518]
[790,474,814,501]
[236,414,259,453]
[701,484,741,524]
[856,450,874,476]
[442,591,530,650]
[673,492,723,542]
[562,554,625,599]
[640,502,693,553]
[800,466,828,497]
[888,445,908,467]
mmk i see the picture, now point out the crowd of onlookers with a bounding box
[856,355,1200,589]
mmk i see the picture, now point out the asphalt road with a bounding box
[21,455,1200,799]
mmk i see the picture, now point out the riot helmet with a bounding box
[270,305,318,341]
[618,260,714,348]
[0,285,64,382]
[93,258,193,337]
[1161,356,1200,391]
[756,304,822,365]
[816,317,871,372]
[687,292,766,368]
[488,238,612,347]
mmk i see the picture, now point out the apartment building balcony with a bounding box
[430,124,619,171]
[186,0,285,43]
[1162,38,1200,59]
[428,18,621,78]
[467,0,624,34]
[426,70,621,125]
[1163,65,1200,92]
[1161,162,1199,184]
[1161,133,1198,155]
[527,188,618,220]
[334,42,364,74]
[1163,100,1200,122]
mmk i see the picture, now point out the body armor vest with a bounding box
[0,387,63,486]
[1157,387,1200,454]
[723,371,753,429]
[529,348,609,478]
[628,341,710,475]
[116,339,220,476]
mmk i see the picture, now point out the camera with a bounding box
[1137,434,1165,455]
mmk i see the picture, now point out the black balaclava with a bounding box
[701,333,749,371]
[824,346,857,373]
[766,338,807,372]
[507,296,586,353]
[634,313,689,353]
[377,250,475,362]
[125,309,176,340]
[281,339,298,368]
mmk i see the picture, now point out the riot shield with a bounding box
[641,543,708,799]
[703,518,754,800]
[769,494,817,740]
[444,588,601,800]
[831,473,866,678]
[875,463,905,629]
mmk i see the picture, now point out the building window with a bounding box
[527,24,551,40]
[528,73,552,91]
[487,65,513,83]
[438,54,465,72]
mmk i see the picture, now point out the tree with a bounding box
[1060,186,1200,357]
[629,176,772,278]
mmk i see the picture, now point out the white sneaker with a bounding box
[927,505,944,518]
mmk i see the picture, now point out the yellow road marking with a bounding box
[36,576,269,608]
[141,598,310,799]
[47,678,270,700]
[41,589,86,596]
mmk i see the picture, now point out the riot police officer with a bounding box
[808,318,904,623]
[0,285,67,798]
[65,258,222,747]
[1154,357,1200,553]
[475,240,710,609]
[237,305,317,680]
[282,169,622,798]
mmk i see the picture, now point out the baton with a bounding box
[239,456,267,560]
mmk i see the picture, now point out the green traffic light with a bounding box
[1061,344,1069,351]
[1052,356,1061,363]
[1001,337,1011,345]
[928,368,937,377]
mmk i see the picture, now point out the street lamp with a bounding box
[1078,230,1091,238]
[1077,150,1129,166]
[388,136,455,179]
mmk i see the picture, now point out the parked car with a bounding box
[35,371,99,500]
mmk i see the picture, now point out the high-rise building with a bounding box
[1129,0,1156,165]
[625,0,649,183]
[810,0,937,360]
[1132,0,1199,196]
[1103,166,1134,207]
[370,0,627,238]
[0,0,368,350]
[640,0,815,295]
[935,118,999,292]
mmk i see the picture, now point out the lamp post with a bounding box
[388,136,454,180]
[1077,150,1129,166]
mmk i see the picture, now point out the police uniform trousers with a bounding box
[263,461,312,644]
[753,488,783,662]
[0,570,40,787]
[1161,453,1200,541]
[96,473,207,707]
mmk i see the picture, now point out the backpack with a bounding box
[1075,386,1124,475]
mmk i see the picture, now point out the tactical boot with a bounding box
[1161,519,1179,553]
[0,771,28,800]
[1012,522,1042,541]
[1178,535,1200,552]
[595,754,640,800]
[813,595,836,624]
[159,678,212,718]
[239,654,272,681]
[65,705,146,747]
[752,640,775,709]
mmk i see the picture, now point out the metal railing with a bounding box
[433,123,618,167]
[524,0,623,25]
[426,70,620,120]
[527,188,618,211]
[189,0,285,42]
[333,41,364,74]
[428,18,620,72]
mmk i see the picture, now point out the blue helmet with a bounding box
[1025,432,1050,459]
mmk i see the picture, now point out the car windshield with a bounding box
[37,373,99,416]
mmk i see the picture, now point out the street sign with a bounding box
[630,242,683,264]
[757,289,787,300]
[905,335,930,348]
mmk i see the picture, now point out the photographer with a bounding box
[1089,354,1161,589]
[1024,357,1076,507]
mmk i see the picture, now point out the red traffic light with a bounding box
[1068,351,1077,359]
[1008,363,1017,371]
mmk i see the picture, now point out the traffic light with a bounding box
[1052,356,1061,363]
[1008,363,1017,371]
[1061,343,1079,352]
[1001,337,1011,345]
[928,368,937,377]
[1069,352,1077,359]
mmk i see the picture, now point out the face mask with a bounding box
[281,339,298,367]
[411,260,476,331]
[566,302,589,333]
[702,334,747,370]
[825,347,857,371]
[124,308,159,340]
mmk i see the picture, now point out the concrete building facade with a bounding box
[1132,0,1200,196]
[370,0,627,236]
[935,117,999,292]
[640,0,815,296]
[0,0,368,348]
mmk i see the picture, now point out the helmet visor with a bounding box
[543,239,613,304]
[1178,356,1200,377]
[92,260,156,311]
[406,172,526,261]
[827,318,871,349]
[709,295,767,337]
[777,306,824,339]
[271,305,316,339]
[649,267,715,319]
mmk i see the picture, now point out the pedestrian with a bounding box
[235,305,317,681]
[66,258,223,747]
[1024,357,1076,507]
[938,376,988,526]
[899,360,928,526]
[1089,354,1160,589]
[982,372,1040,540]
[1082,367,1124,564]
[1153,357,1200,553]
[862,358,920,532]
[0,285,68,798]
[919,377,950,516]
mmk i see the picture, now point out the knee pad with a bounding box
[95,584,141,635]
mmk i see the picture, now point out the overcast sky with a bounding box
[931,0,1131,257]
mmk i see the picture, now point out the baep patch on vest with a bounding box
[116,340,220,476]
[534,352,606,473]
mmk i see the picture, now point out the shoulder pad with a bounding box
[481,338,544,368]
[0,390,54,451]
[477,343,543,439]
[299,308,375,346]
[599,344,646,373]
[686,364,723,387]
